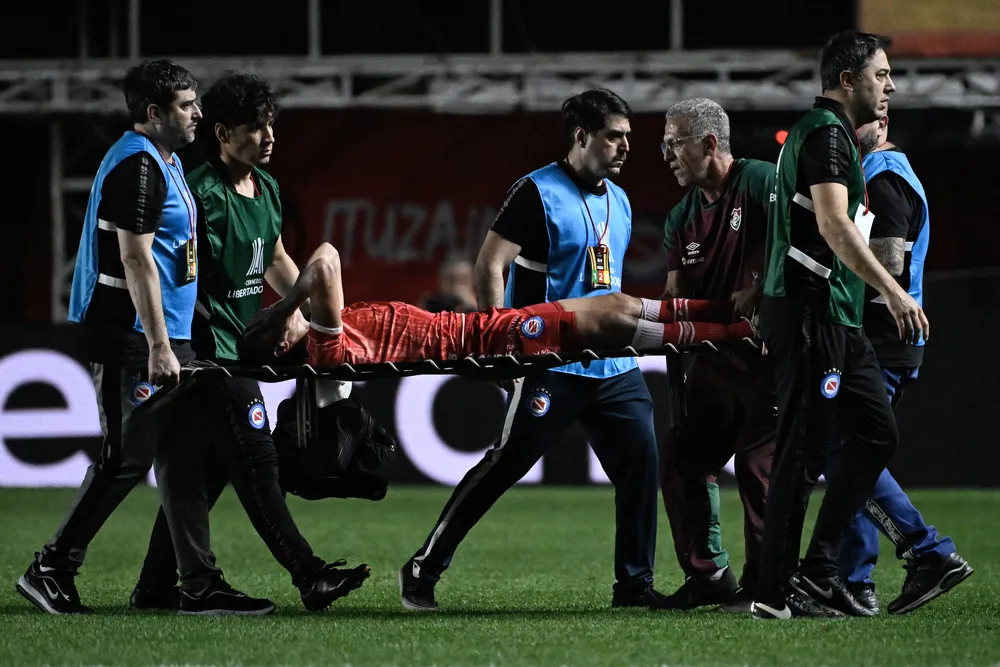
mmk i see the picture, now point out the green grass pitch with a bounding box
[1,486,999,666]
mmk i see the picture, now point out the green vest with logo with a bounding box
[763,107,868,327]
[188,163,282,360]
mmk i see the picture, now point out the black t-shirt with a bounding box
[862,155,925,368]
[490,161,605,307]
[787,98,857,306]
[78,152,195,369]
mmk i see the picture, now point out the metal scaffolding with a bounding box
[4,51,1000,118]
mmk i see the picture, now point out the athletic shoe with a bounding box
[716,585,754,614]
[661,567,739,610]
[790,572,875,617]
[846,582,879,615]
[752,592,845,620]
[888,552,973,615]
[16,558,92,615]
[300,559,371,612]
[611,584,673,610]
[178,576,274,616]
[130,584,181,611]
[399,559,438,611]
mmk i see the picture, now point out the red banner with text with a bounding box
[263,110,682,306]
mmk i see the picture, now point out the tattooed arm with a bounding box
[869,237,906,276]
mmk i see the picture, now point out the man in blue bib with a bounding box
[400,89,668,610]
[15,60,273,615]
[830,114,972,615]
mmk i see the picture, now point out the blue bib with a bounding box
[504,162,637,378]
[862,150,929,347]
[69,131,198,341]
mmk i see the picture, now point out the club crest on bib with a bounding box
[730,206,742,231]
[520,316,545,339]
[248,402,267,430]
[820,369,841,399]
[129,381,156,406]
[525,389,552,417]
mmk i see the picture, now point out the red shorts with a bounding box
[305,301,580,366]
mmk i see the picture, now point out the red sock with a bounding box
[726,320,756,340]
[654,299,734,323]
[660,320,754,345]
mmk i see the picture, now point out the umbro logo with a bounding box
[685,242,700,255]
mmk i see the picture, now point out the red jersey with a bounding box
[306,301,580,367]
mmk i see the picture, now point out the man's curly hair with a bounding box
[198,71,280,159]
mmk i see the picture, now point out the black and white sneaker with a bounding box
[661,567,739,610]
[130,584,181,612]
[888,552,974,615]
[751,599,792,620]
[752,591,846,620]
[300,559,371,612]
[846,582,879,615]
[178,577,274,616]
[790,573,875,617]
[399,559,438,612]
[16,558,93,615]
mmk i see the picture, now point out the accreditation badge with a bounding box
[184,239,197,283]
[587,244,612,290]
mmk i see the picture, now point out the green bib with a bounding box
[188,163,282,360]
[763,107,868,327]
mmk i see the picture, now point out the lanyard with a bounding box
[579,187,610,246]
[853,130,871,213]
[165,160,197,242]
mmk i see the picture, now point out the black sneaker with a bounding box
[752,592,846,620]
[611,584,673,610]
[716,586,754,614]
[130,584,181,611]
[399,559,438,612]
[846,582,879,615]
[300,559,371,612]
[178,577,274,616]
[16,558,92,615]
[751,599,791,620]
[790,572,875,617]
[888,552,974,615]
[661,567,739,610]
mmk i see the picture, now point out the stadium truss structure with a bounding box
[11,51,998,322]
[2,51,999,116]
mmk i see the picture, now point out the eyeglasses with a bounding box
[661,135,706,154]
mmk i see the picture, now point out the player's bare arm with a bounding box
[265,234,311,339]
[117,228,180,385]
[811,181,929,343]
[247,243,345,356]
[265,235,301,298]
[868,237,906,277]
[474,231,521,310]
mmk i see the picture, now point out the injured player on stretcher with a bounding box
[242,243,757,367]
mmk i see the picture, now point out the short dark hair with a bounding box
[561,89,631,152]
[820,31,893,92]
[122,59,198,124]
[198,71,280,159]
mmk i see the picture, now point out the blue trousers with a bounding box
[412,367,659,590]
[835,367,956,585]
